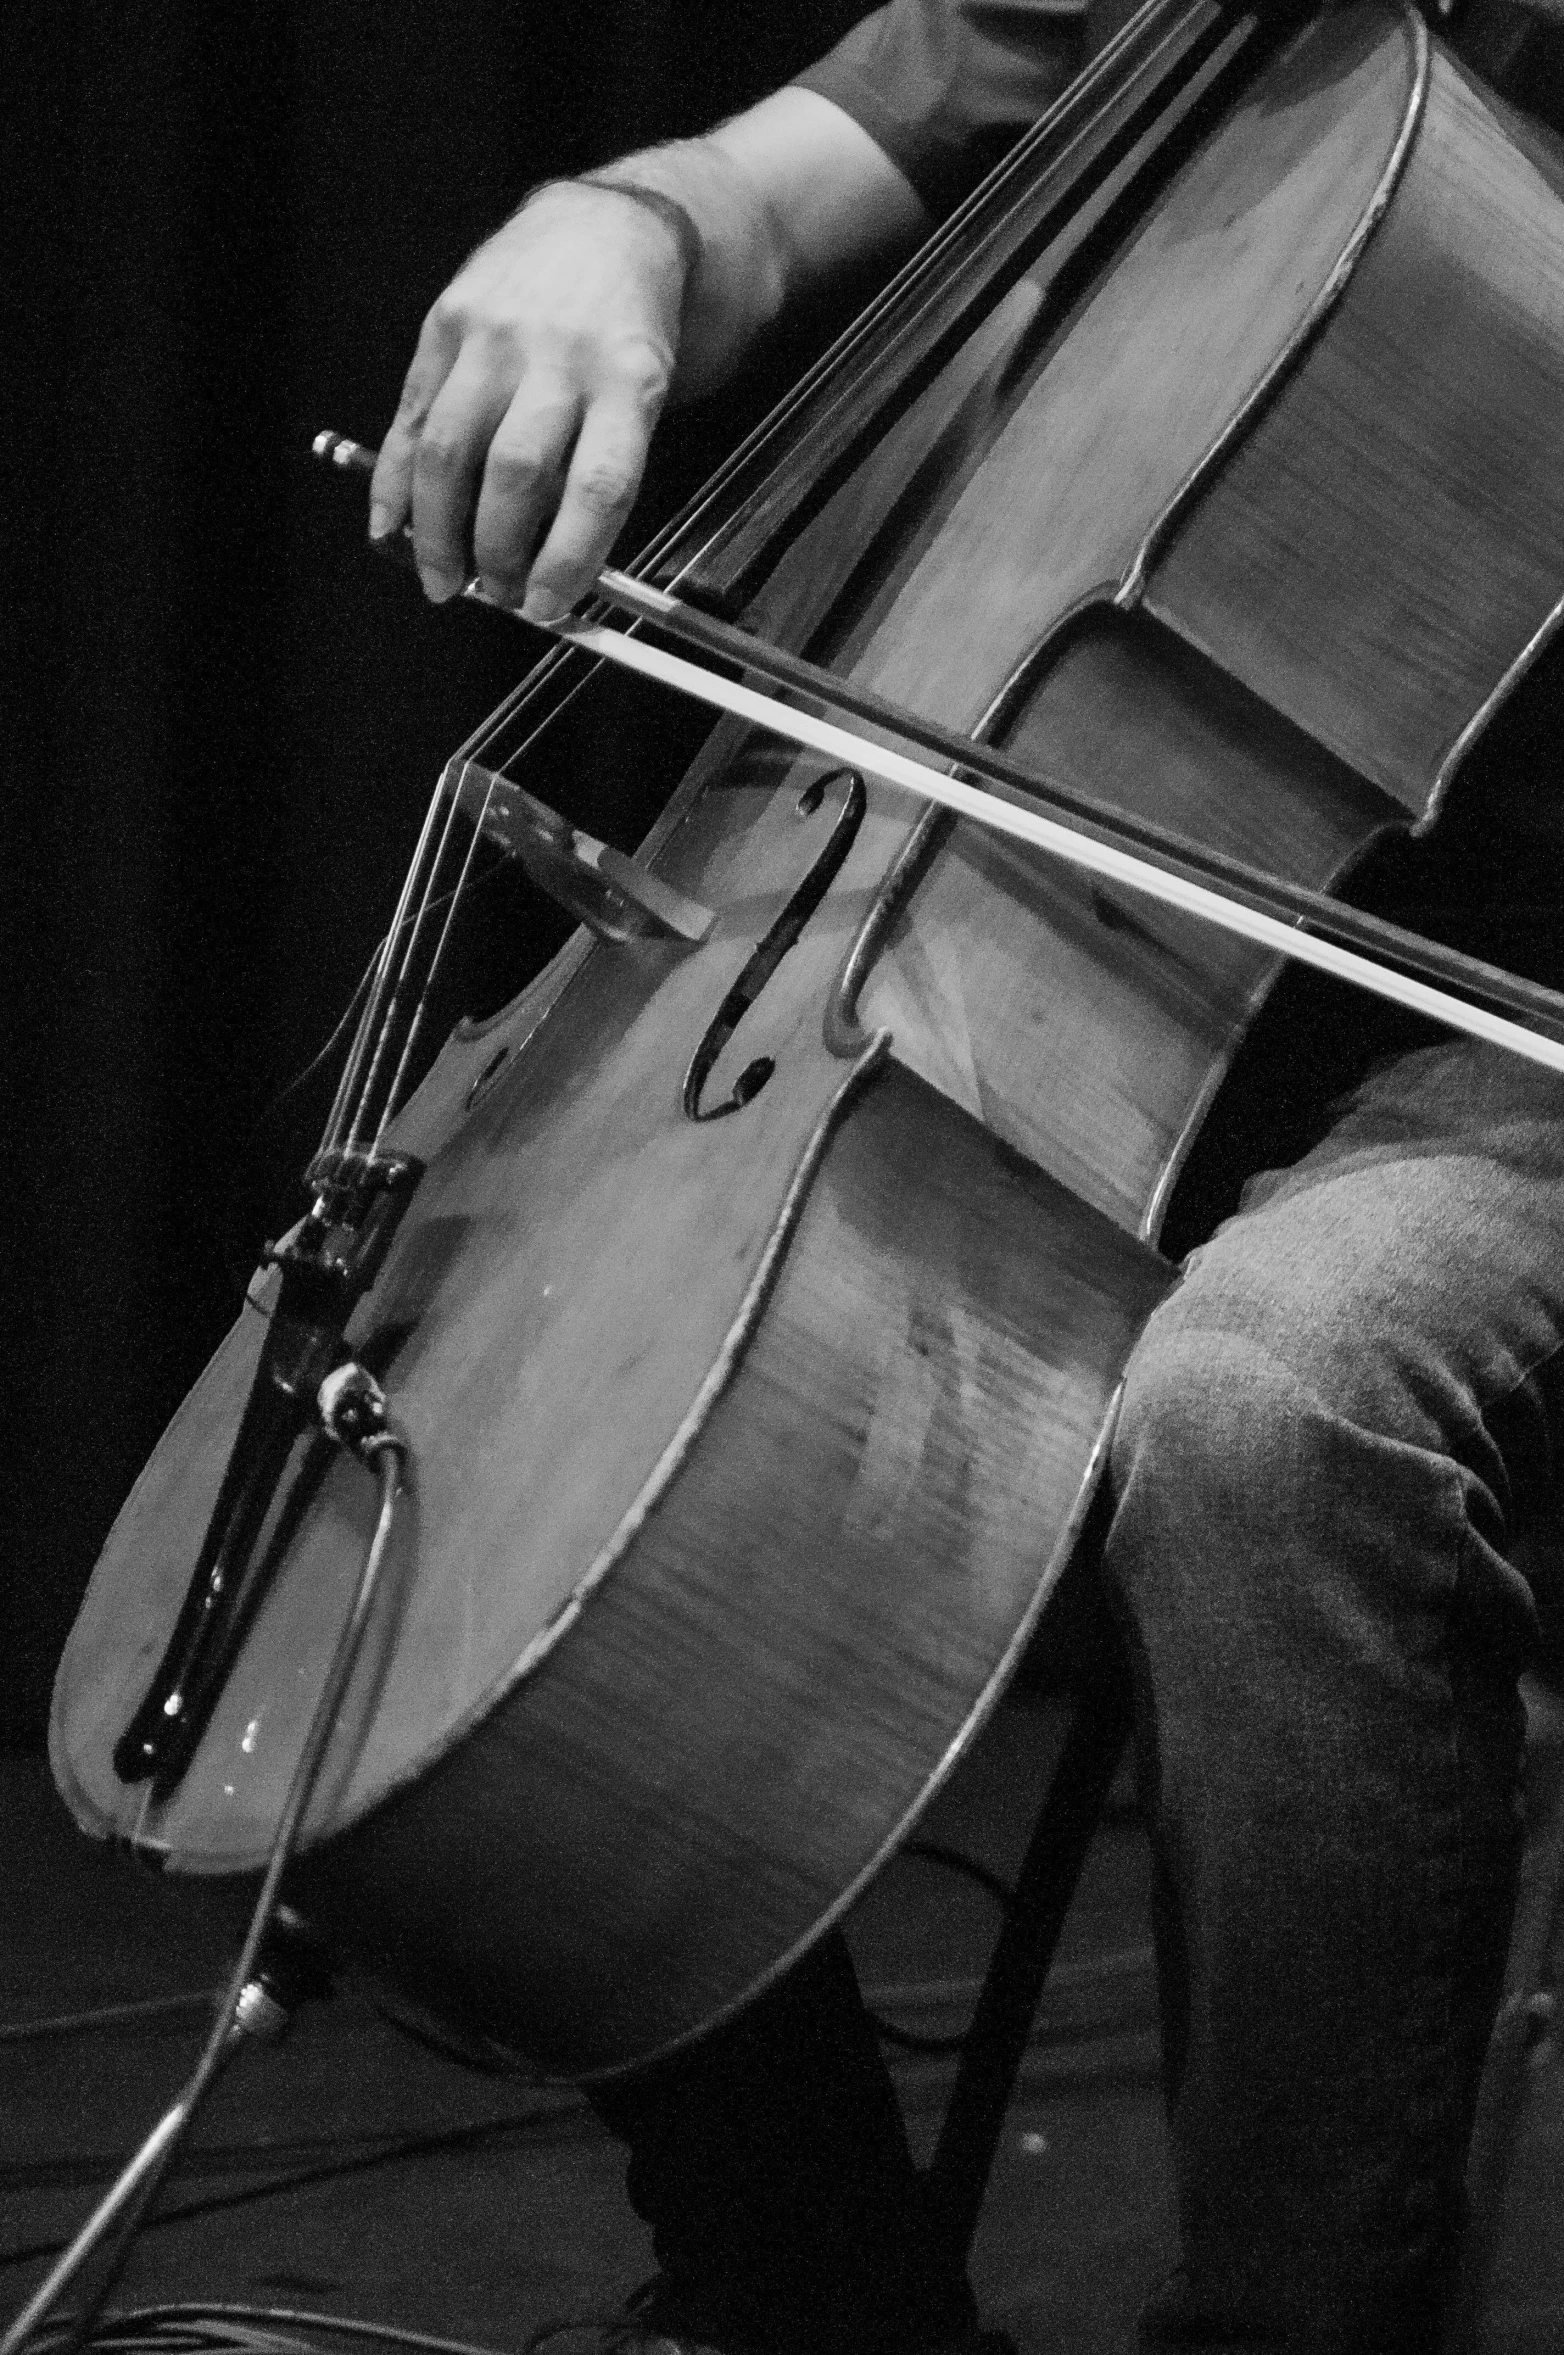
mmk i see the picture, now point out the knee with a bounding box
[1104,1277,1471,1640]
[1111,1292,1329,1524]
[1109,1228,1466,1524]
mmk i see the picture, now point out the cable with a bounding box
[0,2100,590,2274]
[362,1995,529,2080]
[0,2102,574,2204]
[1,1437,405,2355]
[0,1998,218,2047]
[901,1838,1016,1914]
[867,1840,1015,2054]
[25,2302,521,2355]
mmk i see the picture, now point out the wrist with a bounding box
[565,141,794,387]
[571,176,704,290]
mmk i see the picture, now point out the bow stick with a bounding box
[314,430,1564,1079]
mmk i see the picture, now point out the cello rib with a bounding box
[50,0,1564,2076]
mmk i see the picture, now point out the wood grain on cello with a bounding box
[50,0,1564,2080]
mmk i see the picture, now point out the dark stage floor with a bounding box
[4,1692,1561,2354]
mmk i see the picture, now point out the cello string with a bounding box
[332,646,550,1156]
[319,0,1231,1145]
[324,731,532,1156]
[322,775,456,1155]
[321,13,1073,1059]
[596,0,1226,596]
[315,862,518,1160]
[223,874,490,1262]
[585,564,1564,1037]
[304,876,497,1141]
[487,652,605,773]
[339,687,586,1150]
[302,465,601,1158]
[322,0,1188,804]
[333,809,469,1156]
[550,607,1564,1077]
[331,627,647,1152]
[372,760,508,1145]
[339,793,471,1155]
[310,441,634,1146]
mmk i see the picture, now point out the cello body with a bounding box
[50,0,1564,2076]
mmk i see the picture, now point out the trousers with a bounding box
[590,1016,1564,2354]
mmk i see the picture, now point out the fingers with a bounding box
[369,311,454,556]
[372,311,499,602]
[375,189,685,612]
[373,326,654,615]
[407,347,524,600]
[516,360,669,622]
[470,370,583,610]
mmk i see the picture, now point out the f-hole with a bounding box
[466,1044,510,1111]
[683,768,865,1121]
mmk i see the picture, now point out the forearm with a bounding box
[586,88,933,396]
[373,83,929,616]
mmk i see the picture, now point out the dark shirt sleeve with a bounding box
[793,0,1097,215]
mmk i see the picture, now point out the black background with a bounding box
[2,1,872,1747]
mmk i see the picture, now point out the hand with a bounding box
[370,92,928,622]
[370,182,691,623]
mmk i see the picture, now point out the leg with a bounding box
[1106,1035,1564,2352]
[586,1929,978,2353]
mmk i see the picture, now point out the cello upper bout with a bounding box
[841,0,1432,1235]
[51,0,1560,2078]
[844,0,1429,734]
[1146,10,1564,814]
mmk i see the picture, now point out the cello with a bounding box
[47,0,1564,2100]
